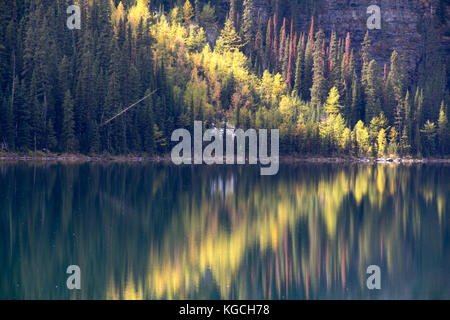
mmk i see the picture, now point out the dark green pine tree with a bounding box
[0,42,8,94]
[29,69,45,152]
[350,70,361,128]
[0,95,15,151]
[384,51,405,127]
[46,119,57,151]
[418,23,448,123]
[329,30,340,89]
[401,90,412,155]
[75,25,98,153]
[61,90,77,153]
[361,31,371,88]
[15,78,32,151]
[413,87,424,156]
[194,0,201,24]
[303,34,313,101]
[294,36,305,99]
[342,50,355,120]
[105,35,126,154]
[365,59,382,123]
[240,0,255,56]
[265,16,273,71]
[310,29,327,115]
[58,55,72,100]
[136,19,155,94]
[437,101,448,155]
[142,88,155,155]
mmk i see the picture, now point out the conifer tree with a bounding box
[421,120,437,156]
[194,0,201,23]
[361,31,371,87]
[303,32,313,101]
[365,60,381,123]
[272,14,278,71]
[329,30,339,89]
[311,29,327,110]
[278,18,287,65]
[324,86,344,116]
[15,78,32,150]
[294,36,305,99]
[241,0,255,55]
[401,90,412,155]
[281,36,290,79]
[384,51,405,125]
[229,0,236,28]
[265,16,273,69]
[377,128,387,157]
[183,0,194,25]
[437,102,448,155]
[350,71,361,127]
[216,15,243,52]
[61,90,77,153]
[414,88,424,156]
[285,20,295,89]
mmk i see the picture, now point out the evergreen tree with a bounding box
[361,31,371,88]
[365,59,381,123]
[278,18,287,66]
[285,20,296,89]
[329,30,339,89]
[194,0,201,23]
[401,90,413,155]
[281,36,290,79]
[15,79,32,150]
[437,102,448,155]
[384,51,405,124]
[241,0,255,55]
[421,120,437,156]
[61,90,77,153]
[414,88,424,156]
[350,71,361,127]
[303,33,313,101]
[310,29,327,112]
[0,95,14,151]
[265,16,273,70]
[294,36,305,99]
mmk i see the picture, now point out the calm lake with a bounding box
[0,162,449,299]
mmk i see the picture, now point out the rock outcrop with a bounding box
[217,0,449,80]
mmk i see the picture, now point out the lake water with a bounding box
[0,162,449,299]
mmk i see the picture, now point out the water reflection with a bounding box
[0,162,448,299]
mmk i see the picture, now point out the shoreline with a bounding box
[1,153,449,164]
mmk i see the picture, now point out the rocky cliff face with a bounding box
[303,0,443,75]
[219,0,449,79]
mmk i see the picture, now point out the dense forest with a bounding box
[0,0,449,158]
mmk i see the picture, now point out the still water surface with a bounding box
[0,162,449,299]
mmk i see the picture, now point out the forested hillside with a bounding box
[0,0,449,157]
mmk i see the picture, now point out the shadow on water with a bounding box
[0,162,449,299]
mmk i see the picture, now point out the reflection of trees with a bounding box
[0,163,448,299]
